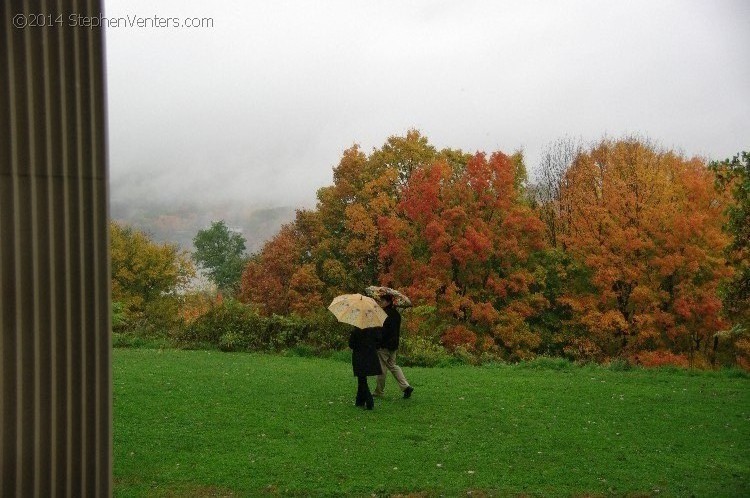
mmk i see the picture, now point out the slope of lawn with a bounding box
[113,349,749,497]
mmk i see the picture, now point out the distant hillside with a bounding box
[110,200,297,254]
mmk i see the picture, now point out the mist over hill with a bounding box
[110,199,297,255]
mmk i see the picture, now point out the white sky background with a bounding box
[105,0,750,209]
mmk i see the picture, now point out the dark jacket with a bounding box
[378,305,401,351]
[349,327,383,377]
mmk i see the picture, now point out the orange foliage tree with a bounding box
[314,131,441,290]
[239,223,324,316]
[239,132,739,367]
[240,131,447,314]
[556,138,732,362]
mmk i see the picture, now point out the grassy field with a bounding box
[113,349,749,497]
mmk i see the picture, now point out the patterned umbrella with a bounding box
[364,286,412,308]
[328,293,388,329]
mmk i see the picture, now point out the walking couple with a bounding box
[348,294,414,410]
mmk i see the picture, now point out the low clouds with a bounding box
[106,0,750,210]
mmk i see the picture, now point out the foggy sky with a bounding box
[105,0,750,210]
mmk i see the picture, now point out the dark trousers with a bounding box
[356,376,373,407]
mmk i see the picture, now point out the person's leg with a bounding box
[359,376,374,410]
[374,349,388,396]
[356,376,367,406]
[354,377,365,406]
[383,351,410,391]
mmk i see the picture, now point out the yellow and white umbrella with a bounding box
[328,293,387,329]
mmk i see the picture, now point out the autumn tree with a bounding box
[239,220,325,316]
[236,131,743,366]
[240,131,446,314]
[193,220,247,294]
[314,130,440,290]
[240,224,302,315]
[379,151,548,359]
[557,138,732,362]
[110,221,195,328]
[239,132,550,360]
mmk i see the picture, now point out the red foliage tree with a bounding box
[379,151,548,359]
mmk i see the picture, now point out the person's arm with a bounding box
[349,329,356,350]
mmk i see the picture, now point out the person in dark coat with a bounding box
[349,326,383,410]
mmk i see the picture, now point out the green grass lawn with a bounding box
[113,349,750,497]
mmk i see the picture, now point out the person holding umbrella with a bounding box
[349,326,383,409]
[373,294,414,399]
[328,293,387,410]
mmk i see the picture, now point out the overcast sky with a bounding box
[105,0,749,210]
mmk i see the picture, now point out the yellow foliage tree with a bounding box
[110,221,195,328]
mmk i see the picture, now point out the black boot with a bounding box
[355,391,365,407]
[365,393,374,410]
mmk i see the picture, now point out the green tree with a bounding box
[711,151,750,326]
[193,220,248,293]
